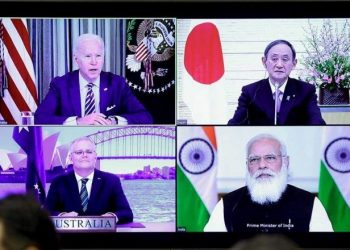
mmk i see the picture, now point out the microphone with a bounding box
[235,84,262,125]
[274,82,280,125]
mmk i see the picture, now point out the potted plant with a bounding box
[301,19,350,105]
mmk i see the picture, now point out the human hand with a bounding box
[60,211,79,216]
[101,212,118,222]
[77,113,112,125]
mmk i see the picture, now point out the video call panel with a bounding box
[0,126,175,232]
[177,18,350,125]
[0,18,175,126]
[177,126,350,232]
[0,14,349,249]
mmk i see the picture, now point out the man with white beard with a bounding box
[204,134,333,232]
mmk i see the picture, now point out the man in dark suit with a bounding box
[34,33,152,125]
[45,136,133,224]
[228,40,325,125]
[205,134,332,232]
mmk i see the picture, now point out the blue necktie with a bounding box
[84,83,95,115]
[274,89,283,112]
[80,178,89,212]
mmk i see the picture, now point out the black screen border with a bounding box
[1,1,350,248]
[0,1,349,18]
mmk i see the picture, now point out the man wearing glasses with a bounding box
[204,134,332,232]
[45,136,133,224]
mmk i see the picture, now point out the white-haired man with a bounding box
[45,136,133,224]
[204,134,333,232]
[35,33,152,125]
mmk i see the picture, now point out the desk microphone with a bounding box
[233,84,262,125]
[274,83,280,125]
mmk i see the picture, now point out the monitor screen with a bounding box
[0,1,349,249]
[0,126,176,235]
[177,18,350,125]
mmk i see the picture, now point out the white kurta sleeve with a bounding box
[309,197,334,232]
[203,199,227,232]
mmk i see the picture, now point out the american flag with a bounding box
[0,18,38,124]
[135,37,151,62]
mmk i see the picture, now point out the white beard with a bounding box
[246,165,288,205]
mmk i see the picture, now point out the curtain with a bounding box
[28,18,126,101]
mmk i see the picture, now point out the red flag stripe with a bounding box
[3,27,37,103]
[3,46,37,108]
[6,71,31,111]
[0,18,37,124]
[11,19,32,57]
[0,91,21,124]
[136,43,146,53]
[4,19,35,81]
[136,52,149,61]
[136,46,146,59]
[0,97,16,124]
[136,41,150,61]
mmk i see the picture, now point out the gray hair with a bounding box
[264,39,296,60]
[69,136,96,154]
[246,133,287,157]
[73,33,105,55]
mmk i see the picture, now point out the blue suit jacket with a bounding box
[34,70,153,124]
[228,78,326,125]
[45,169,133,224]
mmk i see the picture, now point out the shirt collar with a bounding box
[79,72,100,89]
[268,78,288,93]
[75,170,95,183]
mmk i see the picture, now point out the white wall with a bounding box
[215,126,322,193]
[177,18,348,124]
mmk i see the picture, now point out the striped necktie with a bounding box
[80,178,89,212]
[274,89,283,112]
[84,83,96,115]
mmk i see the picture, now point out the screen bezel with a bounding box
[1,0,349,248]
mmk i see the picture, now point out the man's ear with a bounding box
[261,57,267,69]
[284,156,290,169]
[293,58,298,68]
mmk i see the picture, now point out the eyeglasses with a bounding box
[247,154,282,165]
[73,150,95,156]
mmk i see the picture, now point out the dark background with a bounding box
[1,0,350,249]
[0,1,349,18]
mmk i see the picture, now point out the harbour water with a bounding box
[123,179,175,223]
[0,179,175,223]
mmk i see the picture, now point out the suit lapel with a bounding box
[67,171,82,211]
[279,78,296,124]
[256,79,275,121]
[99,72,109,114]
[87,170,103,212]
[69,71,82,116]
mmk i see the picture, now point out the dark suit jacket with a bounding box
[34,70,153,125]
[227,78,326,125]
[45,169,133,224]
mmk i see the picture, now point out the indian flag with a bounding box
[177,126,218,232]
[319,126,350,231]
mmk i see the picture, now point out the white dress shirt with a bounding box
[63,72,128,125]
[268,78,287,101]
[204,196,334,232]
[75,171,95,199]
